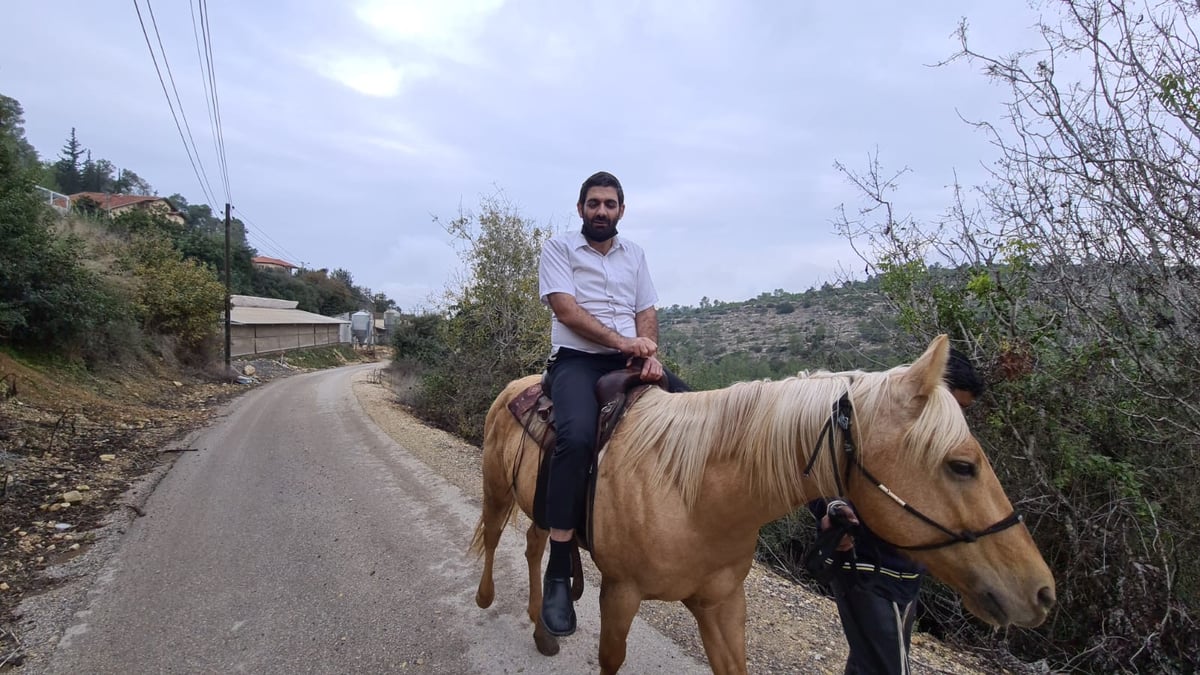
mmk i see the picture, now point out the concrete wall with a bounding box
[231,324,347,357]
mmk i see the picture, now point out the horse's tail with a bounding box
[469,499,518,557]
[469,382,524,558]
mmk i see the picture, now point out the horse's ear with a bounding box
[901,334,951,401]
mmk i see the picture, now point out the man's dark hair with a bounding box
[578,171,624,206]
[946,348,986,397]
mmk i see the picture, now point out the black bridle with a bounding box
[802,393,1024,552]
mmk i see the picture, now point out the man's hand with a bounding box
[620,336,657,359]
[635,355,665,382]
[820,500,860,552]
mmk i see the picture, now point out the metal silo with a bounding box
[350,310,372,346]
[383,309,401,334]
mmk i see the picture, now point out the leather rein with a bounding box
[802,393,1024,552]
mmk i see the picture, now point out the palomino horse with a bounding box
[471,335,1055,674]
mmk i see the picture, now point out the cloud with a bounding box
[306,0,506,97]
[354,0,505,63]
[332,118,467,168]
[378,232,460,311]
[312,52,432,98]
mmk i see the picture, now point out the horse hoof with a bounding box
[475,590,493,609]
[534,619,561,656]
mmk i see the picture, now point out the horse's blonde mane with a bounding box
[619,364,973,509]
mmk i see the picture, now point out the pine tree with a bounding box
[53,127,84,193]
[80,151,116,192]
[80,150,97,191]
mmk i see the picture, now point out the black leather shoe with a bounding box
[541,575,577,637]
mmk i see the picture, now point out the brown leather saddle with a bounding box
[507,366,664,554]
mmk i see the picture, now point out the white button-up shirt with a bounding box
[539,230,658,354]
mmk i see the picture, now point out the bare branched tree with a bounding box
[834,2,1199,671]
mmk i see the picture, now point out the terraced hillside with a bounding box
[658,280,907,388]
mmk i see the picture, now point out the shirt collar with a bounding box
[572,230,623,251]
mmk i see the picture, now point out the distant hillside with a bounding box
[658,279,909,388]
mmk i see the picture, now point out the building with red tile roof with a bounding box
[251,256,299,273]
[69,192,185,225]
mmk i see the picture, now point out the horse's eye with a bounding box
[948,460,977,478]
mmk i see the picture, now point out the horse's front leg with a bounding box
[683,582,748,675]
[597,578,642,675]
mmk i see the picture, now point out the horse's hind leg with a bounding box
[472,498,505,608]
[473,443,516,609]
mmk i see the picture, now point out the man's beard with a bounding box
[581,217,619,242]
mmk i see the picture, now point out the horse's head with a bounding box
[847,335,1055,628]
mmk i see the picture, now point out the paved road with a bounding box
[37,365,705,674]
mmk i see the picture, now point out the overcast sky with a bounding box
[2,1,1047,312]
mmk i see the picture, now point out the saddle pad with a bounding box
[508,382,545,422]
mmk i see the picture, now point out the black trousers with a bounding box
[541,347,689,531]
[831,575,917,675]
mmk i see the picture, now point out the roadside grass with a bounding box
[278,344,371,369]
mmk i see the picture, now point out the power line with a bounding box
[144,0,220,205]
[242,226,293,264]
[234,206,304,266]
[132,0,216,207]
[244,223,302,268]
[199,0,231,203]
[220,212,297,269]
[189,0,223,199]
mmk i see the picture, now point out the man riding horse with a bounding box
[536,170,689,636]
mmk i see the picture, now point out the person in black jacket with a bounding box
[809,348,986,675]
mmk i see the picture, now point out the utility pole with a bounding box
[224,203,232,371]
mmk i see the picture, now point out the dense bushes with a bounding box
[391,194,549,444]
[120,235,225,352]
[827,3,1200,669]
[0,121,134,365]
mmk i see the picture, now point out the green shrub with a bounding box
[122,235,225,350]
